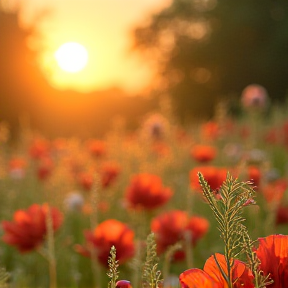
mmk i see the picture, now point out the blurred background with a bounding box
[1,0,288,139]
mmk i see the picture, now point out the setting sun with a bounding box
[55,42,88,73]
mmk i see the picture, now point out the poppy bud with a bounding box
[116,280,132,288]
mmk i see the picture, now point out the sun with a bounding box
[55,42,88,73]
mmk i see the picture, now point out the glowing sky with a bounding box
[18,0,171,94]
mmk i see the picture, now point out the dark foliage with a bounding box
[133,0,288,121]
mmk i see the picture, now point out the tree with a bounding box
[133,0,288,121]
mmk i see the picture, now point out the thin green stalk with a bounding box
[89,175,101,288]
[45,206,57,288]
[184,231,193,269]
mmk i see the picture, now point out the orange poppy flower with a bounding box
[151,210,209,257]
[125,173,172,210]
[179,253,254,288]
[75,219,135,266]
[190,166,227,192]
[256,234,288,288]
[2,204,63,253]
[190,145,217,163]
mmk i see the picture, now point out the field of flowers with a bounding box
[0,85,288,288]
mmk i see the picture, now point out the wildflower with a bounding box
[247,166,261,188]
[261,178,287,203]
[100,162,120,189]
[8,157,26,179]
[37,157,53,181]
[29,138,50,160]
[201,121,219,141]
[265,168,280,183]
[75,219,135,266]
[2,204,63,253]
[245,149,266,165]
[223,143,242,163]
[241,84,268,110]
[125,173,172,210]
[151,210,209,258]
[256,234,288,288]
[51,138,67,154]
[276,206,288,225]
[64,192,84,212]
[151,141,170,157]
[179,253,254,288]
[77,172,93,191]
[86,139,106,158]
[141,113,169,141]
[190,166,227,192]
[116,280,132,288]
[190,145,217,163]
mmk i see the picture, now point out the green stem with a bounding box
[89,178,101,288]
[45,206,57,288]
[184,231,193,269]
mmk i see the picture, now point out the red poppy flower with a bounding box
[75,219,135,266]
[77,172,93,191]
[256,234,288,288]
[52,138,67,154]
[100,162,120,189]
[264,128,278,144]
[190,166,227,192]
[261,179,288,203]
[151,210,209,257]
[86,140,106,158]
[125,173,172,210]
[151,142,170,157]
[179,253,254,288]
[276,206,288,225]
[116,280,132,288]
[201,122,219,141]
[37,157,53,181]
[8,157,26,171]
[29,138,50,160]
[2,204,63,253]
[282,121,288,147]
[247,166,261,188]
[190,145,217,163]
[180,268,221,288]
[8,157,27,179]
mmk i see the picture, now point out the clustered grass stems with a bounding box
[107,246,119,288]
[142,233,162,288]
[241,231,273,288]
[0,268,9,288]
[198,172,272,288]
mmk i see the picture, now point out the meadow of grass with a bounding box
[0,94,288,288]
